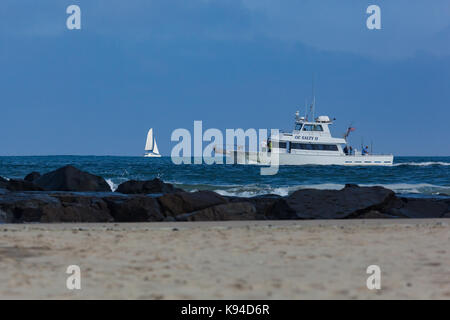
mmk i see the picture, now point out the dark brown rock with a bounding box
[116,178,182,194]
[42,194,113,223]
[158,190,228,216]
[0,192,61,223]
[0,180,447,223]
[0,176,7,189]
[105,196,164,222]
[351,210,397,219]
[176,202,256,221]
[35,165,111,192]
[0,208,8,223]
[227,194,281,219]
[382,197,448,218]
[268,185,395,219]
[0,192,113,223]
[248,195,281,219]
[24,172,41,182]
[6,179,44,192]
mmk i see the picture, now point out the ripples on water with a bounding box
[0,156,449,198]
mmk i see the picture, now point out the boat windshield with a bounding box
[295,123,302,131]
[303,124,323,132]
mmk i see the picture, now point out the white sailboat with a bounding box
[144,128,161,157]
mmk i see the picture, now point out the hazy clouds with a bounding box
[2,0,449,59]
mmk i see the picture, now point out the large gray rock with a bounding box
[268,184,395,219]
[35,165,111,192]
[158,190,228,216]
[176,202,257,221]
[116,178,182,194]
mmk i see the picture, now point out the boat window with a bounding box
[322,144,338,151]
[275,142,287,149]
[302,124,323,131]
[291,143,338,151]
[295,124,302,131]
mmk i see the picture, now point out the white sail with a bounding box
[153,138,160,155]
[145,128,153,151]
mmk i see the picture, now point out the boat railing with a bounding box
[344,153,393,157]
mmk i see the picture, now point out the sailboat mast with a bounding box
[145,128,154,151]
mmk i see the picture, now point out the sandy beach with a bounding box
[0,219,449,299]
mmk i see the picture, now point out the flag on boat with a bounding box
[344,127,356,139]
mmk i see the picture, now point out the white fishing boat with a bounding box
[144,128,161,157]
[231,108,394,166]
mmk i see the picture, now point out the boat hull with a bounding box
[231,151,394,166]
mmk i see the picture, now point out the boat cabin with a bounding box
[266,112,346,155]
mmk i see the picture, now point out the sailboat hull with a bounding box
[144,153,162,158]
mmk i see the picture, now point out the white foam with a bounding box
[298,183,345,190]
[214,184,346,197]
[214,185,299,197]
[106,179,118,192]
[393,162,450,166]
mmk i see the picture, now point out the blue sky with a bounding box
[1,0,449,156]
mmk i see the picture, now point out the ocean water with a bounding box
[0,156,449,198]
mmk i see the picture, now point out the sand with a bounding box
[0,219,449,299]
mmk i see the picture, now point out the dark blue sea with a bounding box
[0,156,449,198]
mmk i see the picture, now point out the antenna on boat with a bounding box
[304,99,308,121]
[309,74,316,122]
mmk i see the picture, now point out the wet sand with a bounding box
[0,219,449,299]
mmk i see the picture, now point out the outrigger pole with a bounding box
[311,75,316,121]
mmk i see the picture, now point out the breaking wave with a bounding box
[106,177,450,198]
[369,183,450,196]
[209,183,450,197]
[1,155,449,199]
